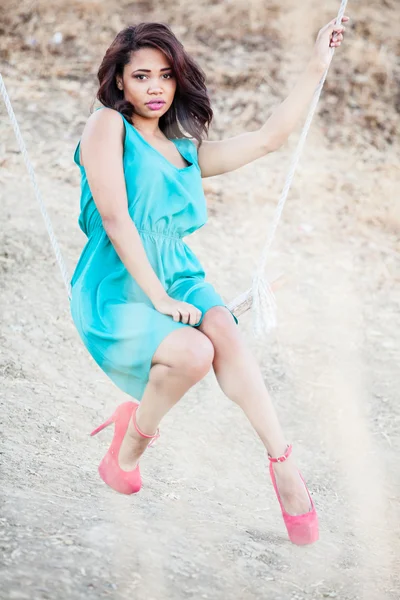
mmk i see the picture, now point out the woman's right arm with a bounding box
[80,108,202,326]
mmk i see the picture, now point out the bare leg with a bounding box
[118,327,214,470]
[199,307,311,515]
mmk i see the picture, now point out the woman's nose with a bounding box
[148,80,163,90]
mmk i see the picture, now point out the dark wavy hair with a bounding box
[96,22,213,145]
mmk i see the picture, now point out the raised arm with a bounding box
[196,16,349,178]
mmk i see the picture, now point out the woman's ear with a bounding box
[116,78,123,91]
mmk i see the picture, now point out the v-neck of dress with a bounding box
[126,119,194,173]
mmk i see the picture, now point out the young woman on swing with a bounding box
[71,16,348,545]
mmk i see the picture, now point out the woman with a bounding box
[71,18,348,545]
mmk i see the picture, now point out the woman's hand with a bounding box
[154,295,202,326]
[312,15,350,71]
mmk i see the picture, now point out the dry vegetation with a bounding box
[1,0,399,148]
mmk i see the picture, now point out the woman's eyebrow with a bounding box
[132,67,172,73]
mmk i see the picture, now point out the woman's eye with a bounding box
[134,74,173,80]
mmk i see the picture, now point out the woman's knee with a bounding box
[199,306,240,349]
[152,327,215,384]
[180,331,215,381]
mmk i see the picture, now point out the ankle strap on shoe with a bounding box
[133,409,160,446]
[268,444,293,463]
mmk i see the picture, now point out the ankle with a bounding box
[124,406,160,454]
[268,443,292,463]
[134,407,159,439]
[126,420,150,452]
[268,444,298,477]
[272,457,299,479]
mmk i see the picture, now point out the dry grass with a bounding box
[1,0,399,149]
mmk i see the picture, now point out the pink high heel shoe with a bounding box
[90,401,159,495]
[268,444,319,545]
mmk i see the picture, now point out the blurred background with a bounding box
[0,1,399,599]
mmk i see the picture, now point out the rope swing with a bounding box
[0,0,347,336]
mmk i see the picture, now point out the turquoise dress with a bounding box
[70,108,238,401]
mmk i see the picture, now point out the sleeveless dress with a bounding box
[70,108,238,401]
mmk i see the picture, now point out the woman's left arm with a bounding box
[197,15,349,179]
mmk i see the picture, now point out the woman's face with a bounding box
[117,47,177,120]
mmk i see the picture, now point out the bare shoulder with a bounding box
[83,107,124,137]
[80,108,125,167]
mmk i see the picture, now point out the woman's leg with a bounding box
[118,327,214,470]
[199,306,311,516]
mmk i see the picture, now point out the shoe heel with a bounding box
[90,416,114,437]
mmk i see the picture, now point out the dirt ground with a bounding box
[1,1,399,599]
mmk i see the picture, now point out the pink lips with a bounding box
[146,101,165,110]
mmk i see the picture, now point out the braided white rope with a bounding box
[251,0,348,337]
[0,74,72,300]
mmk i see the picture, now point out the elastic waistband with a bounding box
[137,228,182,241]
